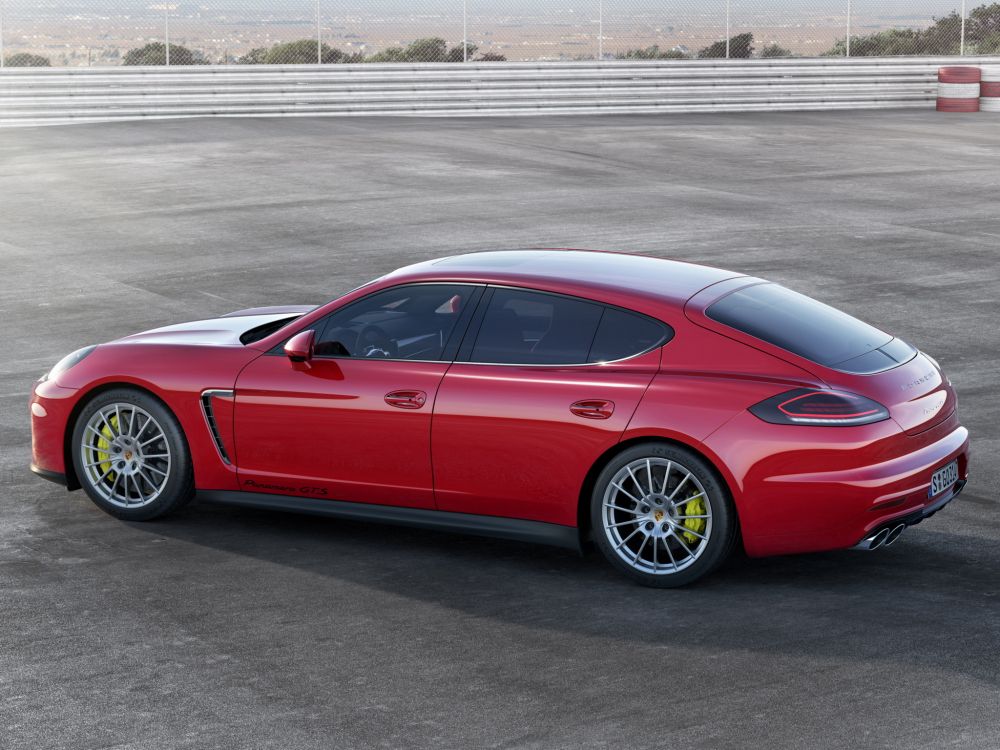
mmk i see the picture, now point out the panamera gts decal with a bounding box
[244,479,328,497]
[901,371,936,391]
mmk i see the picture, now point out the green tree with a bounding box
[365,46,405,62]
[699,33,754,59]
[967,1,1000,49]
[759,43,792,58]
[408,37,448,61]
[3,52,51,67]
[445,42,478,62]
[237,47,268,65]
[920,11,964,54]
[824,29,922,56]
[122,42,206,66]
[260,40,347,64]
[365,37,473,63]
[615,45,689,60]
[820,4,1000,56]
[969,2,1000,39]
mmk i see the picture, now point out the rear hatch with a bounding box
[690,280,955,436]
[821,351,955,436]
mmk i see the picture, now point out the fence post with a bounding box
[845,0,851,56]
[960,0,966,55]
[316,0,322,63]
[463,0,468,62]
[725,0,730,59]
[165,6,170,65]
[598,0,603,60]
[0,0,4,69]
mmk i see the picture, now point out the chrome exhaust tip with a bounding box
[883,523,906,547]
[868,527,891,550]
[852,527,891,551]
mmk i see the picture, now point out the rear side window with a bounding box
[468,288,670,365]
[590,308,670,362]
[706,283,908,371]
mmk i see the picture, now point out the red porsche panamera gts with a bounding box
[30,250,969,586]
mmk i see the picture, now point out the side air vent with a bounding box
[201,389,234,465]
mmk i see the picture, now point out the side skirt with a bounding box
[196,490,583,553]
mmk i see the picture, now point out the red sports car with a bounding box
[30,250,970,586]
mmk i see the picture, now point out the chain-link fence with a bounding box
[0,1,996,67]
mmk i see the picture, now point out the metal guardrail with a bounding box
[2,57,997,125]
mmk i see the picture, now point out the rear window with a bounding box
[706,283,908,371]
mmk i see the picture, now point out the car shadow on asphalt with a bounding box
[111,491,1000,688]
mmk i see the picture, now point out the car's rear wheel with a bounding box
[71,388,194,521]
[591,442,737,587]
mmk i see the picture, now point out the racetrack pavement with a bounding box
[0,111,997,750]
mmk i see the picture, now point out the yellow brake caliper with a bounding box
[95,415,119,481]
[681,494,706,544]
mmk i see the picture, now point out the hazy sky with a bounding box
[9,0,968,17]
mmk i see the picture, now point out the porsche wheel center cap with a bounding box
[653,509,665,523]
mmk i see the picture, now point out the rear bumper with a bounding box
[850,478,966,550]
[897,477,966,525]
[706,411,971,557]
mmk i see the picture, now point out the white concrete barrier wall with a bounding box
[3,56,1000,126]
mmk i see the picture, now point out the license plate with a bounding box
[929,460,959,497]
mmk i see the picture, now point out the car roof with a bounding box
[383,249,745,308]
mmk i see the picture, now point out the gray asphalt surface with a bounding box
[1,112,998,750]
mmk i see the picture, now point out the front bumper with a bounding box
[30,379,79,486]
[31,464,67,486]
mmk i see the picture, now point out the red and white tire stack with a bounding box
[980,66,1000,112]
[937,67,981,112]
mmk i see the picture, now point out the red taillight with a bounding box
[750,389,890,426]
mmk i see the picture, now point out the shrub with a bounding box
[760,43,792,58]
[615,45,689,60]
[260,40,348,64]
[122,43,206,66]
[699,33,754,59]
[4,52,51,67]
[366,38,476,63]
[822,3,1000,56]
[236,47,268,65]
[236,38,500,65]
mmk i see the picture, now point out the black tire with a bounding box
[590,442,737,587]
[71,388,194,521]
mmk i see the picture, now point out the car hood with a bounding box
[114,306,315,348]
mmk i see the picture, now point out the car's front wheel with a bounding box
[591,442,737,587]
[71,388,194,521]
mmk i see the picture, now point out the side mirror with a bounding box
[284,329,315,364]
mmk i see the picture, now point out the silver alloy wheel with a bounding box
[80,403,171,509]
[601,457,713,575]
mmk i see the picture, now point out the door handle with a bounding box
[570,399,615,420]
[385,390,428,409]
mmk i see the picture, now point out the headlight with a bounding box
[41,345,97,382]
